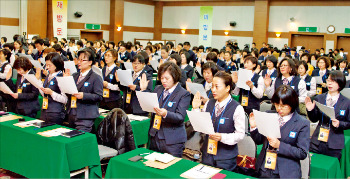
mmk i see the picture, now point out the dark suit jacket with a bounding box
[33,49,45,60]
[149,83,191,145]
[14,69,40,115]
[307,93,350,149]
[67,69,103,119]
[183,65,194,80]
[311,69,329,93]
[61,54,69,61]
[216,59,227,70]
[188,50,197,64]
[251,112,310,178]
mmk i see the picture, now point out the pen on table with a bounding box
[139,153,150,156]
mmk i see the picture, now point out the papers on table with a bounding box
[311,60,317,67]
[144,152,175,163]
[0,82,14,94]
[186,110,215,135]
[315,76,324,84]
[56,76,78,94]
[0,115,22,122]
[37,128,72,137]
[23,74,43,90]
[341,88,350,99]
[116,69,133,86]
[14,119,43,128]
[149,60,159,72]
[236,69,253,91]
[186,82,207,98]
[136,91,159,113]
[64,61,77,75]
[30,60,43,69]
[315,101,335,119]
[127,114,148,121]
[92,65,103,80]
[124,62,134,71]
[180,164,222,179]
[253,110,281,138]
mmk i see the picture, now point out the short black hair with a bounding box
[45,52,64,72]
[87,41,93,46]
[139,51,149,64]
[198,45,204,50]
[271,85,299,113]
[181,51,190,64]
[265,55,277,67]
[178,43,183,47]
[44,40,50,47]
[158,61,182,83]
[131,54,145,64]
[109,41,116,49]
[214,71,234,91]
[297,60,308,72]
[76,40,84,47]
[328,70,346,91]
[183,41,191,46]
[0,49,11,62]
[211,48,219,55]
[260,48,268,53]
[161,45,169,52]
[202,61,218,77]
[3,43,14,51]
[170,53,181,66]
[166,41,174,49]
[206,52,218,63]
[244,56,258,70]
[1,37,7,43]
[34,39,44,45]
[125,41,132,50]
[300,53,311,63]
[13,34,20,42]
[77,48,95,66]
[52,44,63,52]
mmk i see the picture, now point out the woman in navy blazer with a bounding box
[65,49,103,132]
[249,85,310,178]
[148,62,191,157]
[11,57,40,118]
[179,51,194,80]
[306,70,350,161]
[311,56,331,94]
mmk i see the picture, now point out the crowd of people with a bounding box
[0,34,349,178]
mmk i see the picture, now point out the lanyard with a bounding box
[158,90,173,108]
[246,73,256,96]
[44,71,62,88]
[210,98,232,132]
[104,67,115,83]
[321,94,338,128]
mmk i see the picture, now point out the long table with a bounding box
[0,113,102,178]
[105,148,255,178]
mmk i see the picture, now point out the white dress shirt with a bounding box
[105,64,120,91]
[300,74,316,97]
[196,95,245,145]
[265,75,307,103]
[40,71,68,104]
[326,93,340,107]
[0,61,11,79]
[204,82,212,92]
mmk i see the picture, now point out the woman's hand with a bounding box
[209,133,222,142]
[63,69,70,77]
[246,81,254,89]
[10,93,18,99]
[231,71,238,84]
[128,84,136,91]
[114,71,120,82]
[249,112,256,128]
[73,92,84,99]
[154,107,167,118]
[267,137,280,149]
[331,118,340,128]
[41,87,53,95]
[192,91,202,109]
[103,81,108,88]
[264,74,272,87]
[305,96,316,111]
[140,73,149,91]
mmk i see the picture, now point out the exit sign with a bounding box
[345,28,350,34]
[85,24,101,30]
[298,27,318,32]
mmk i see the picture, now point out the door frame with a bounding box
[288,31,326,49]
[80,30,103,41]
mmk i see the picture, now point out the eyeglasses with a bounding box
[326,79,335,83]
[77,59,89,62]
[274,103,290,110]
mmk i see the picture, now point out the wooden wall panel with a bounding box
[154,1,163,40]
[0,17,19,26]
[27,0,47,38]
[253,0,269,49]
[110,0,124,42]
[47,0,53,39]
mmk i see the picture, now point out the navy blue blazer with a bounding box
[216,60,227,70]
[33,49,44,60]
[183,65,194,80]
[311,69,330,93]
[149,84,191,145]
[307,93,350,149]
[67,69,103,119]
[251,112,310,178]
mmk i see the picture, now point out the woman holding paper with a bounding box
[11,57,40,118]
[65,49,103,132]
[311,56,331,95]
[192,71,245,171]
[249,85,310,178]
[0,49,15,112]
[297,61,316,97]
[39,52,67,125]
[305,70,350,161]
[232,56,264,114]
[99,49,122,110]
[148,62,191,157]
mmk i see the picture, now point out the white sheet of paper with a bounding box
[19,54,34,61]
[150,60,159,72]
[23,74,43,89]
[341,88,350,99]
[116,69,133,86]
[92,65,103,80]
[315,76,324,84]
[30,60,43,69]
[40,128,72,137]
[253,110,281,138]
[315,101,335,119]
[124,62,134,71]
[0,82,13,94]
[237,69,253,90]
[187,82,207,98]
[186,110,215,135]
[64,61,77,75]
[135,91,159,113]
[56,76,78,94]
[181,164,221,179]
[346,75,350,81]
[311,60,317,67]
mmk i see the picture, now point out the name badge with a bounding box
[318,126,329,142]
[291,86,295,89]
[23,83,27,88]
[289,131,296,138]
[50,81,54,85]
[264,150,277,170]
[137,77,141,80]
[219,118,225,124]
[306,82,311,86]
[207,139,218,155]
[271,77,276,81]
[340,110,345,116]
[42,97,48,109]
[84,82,89,87]
[168,101,174,107]
[109,74,114,80]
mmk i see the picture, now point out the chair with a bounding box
[70,166,89,179]
[300,152,310,179]
[244,112,249,134]
[98,145,118,161]
[237,135,256,158]
[260,101,272,112]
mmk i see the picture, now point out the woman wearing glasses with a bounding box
[65,49,103,132]
[264,58,307,104]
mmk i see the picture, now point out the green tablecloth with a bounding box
[341,135,350,178]
[105,148,255,178]
[310,153,343,178]
[0,114,102,178]
[94,115,151,147]
[345,129,350,137]
[36,94,43,119]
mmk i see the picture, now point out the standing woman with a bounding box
[223,51,237,73]
[0,49,15,112]
[192,71,245,171]
[40,52,67,125]
[65,49,103,132]
[260,56,278,81]
[265,58,307,104]
[297,61,316,97]
[337,59,349,76]
[249,85,310,178]
[149,62,191,157]
[311,56,331,95]
[11,57,40,118]
[180,51,194,80]
[100,49,122,110]
[305,70,350,161]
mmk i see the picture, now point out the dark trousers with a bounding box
[310,141,342,161]
[17,109,37,118]
[149,135,184,158]
[40,111,65,125]
[258,169,280,178]
[68,114,94,133]
[201,154,237,172]
[100,98,122,110]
